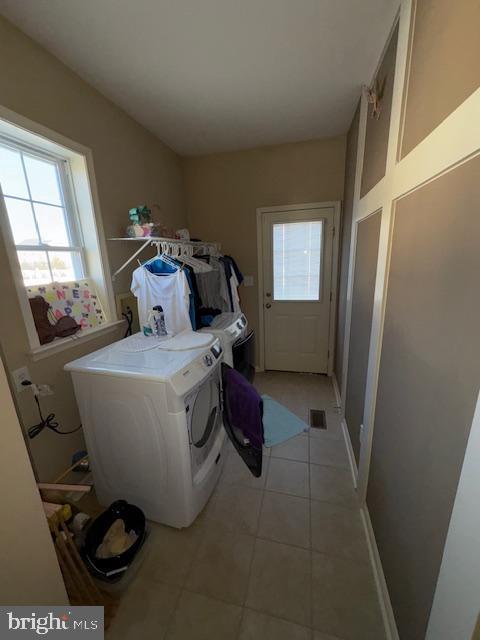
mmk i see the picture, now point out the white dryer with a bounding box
[65,332,226,528]
[199,312,245,363]
[200,312,255,382]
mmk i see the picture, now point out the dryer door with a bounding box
[221,363,263,478]
[232,330,255,383]
[188,368,222,474]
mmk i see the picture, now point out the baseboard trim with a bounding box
[332,372,342,409]
[333,373,358,488]
[361,505,400,640]
[341,417,358,488]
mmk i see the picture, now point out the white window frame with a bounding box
[0,106,122,360]
[0,134,86,284]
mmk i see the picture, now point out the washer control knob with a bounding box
[204,354,213,367]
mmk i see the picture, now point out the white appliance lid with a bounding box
[64,332,214,381]
[114,333,172,352]
[157,331,214,351]
[209,312,244,331]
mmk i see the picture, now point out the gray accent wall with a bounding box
[401,0,480,158]
[334,103,360,388]
[344,211,381,463]
[367,157,480,640]
[360,23,398,197]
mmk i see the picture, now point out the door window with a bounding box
[273,220,323,301]
[190,380,220,448]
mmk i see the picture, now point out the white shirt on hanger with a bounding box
[131,266,192,336]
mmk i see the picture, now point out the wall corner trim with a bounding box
[332,372,342,409]
[361,505,400,640]
[341,417,358,488]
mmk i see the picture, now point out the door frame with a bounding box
[256,201,341,374]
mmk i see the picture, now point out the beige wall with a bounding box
[0,353,68,604]
[0,16,186,481]
[473,615,480,640]
[183,137,346,364]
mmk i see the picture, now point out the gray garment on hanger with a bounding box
[215,257,231,311]
[196,256,230,311]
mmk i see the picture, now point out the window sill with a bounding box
[29,320,124,361]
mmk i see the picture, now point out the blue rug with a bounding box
[262,394,309,447]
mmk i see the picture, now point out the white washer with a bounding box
[64,332,227,528]
[199,312,248,367]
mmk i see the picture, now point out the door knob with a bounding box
[265,303,271,309]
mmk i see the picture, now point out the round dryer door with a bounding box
[190,377,220,449]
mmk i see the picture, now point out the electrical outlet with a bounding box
[12,366,31,393]
[359,423,364,442]
[37,384,54,397]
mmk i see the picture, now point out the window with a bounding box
[0,138,84,286]
[0,111,119,358]
[273,220,323,301]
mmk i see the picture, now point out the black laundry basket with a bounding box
[83,500,146,581]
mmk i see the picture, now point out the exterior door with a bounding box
[262,205,335,373]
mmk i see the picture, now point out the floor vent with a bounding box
[310,409,327,429]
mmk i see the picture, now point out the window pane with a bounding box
[273,221,322,301]
[49,251,79,282]
[0,146,29,198]
[17,250,51,285]
[34,203,70,246]
[4,197,39,246]
[23,155,62,205]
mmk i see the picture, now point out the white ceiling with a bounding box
[0,0,398,156]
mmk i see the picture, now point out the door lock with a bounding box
[265,303,271,309]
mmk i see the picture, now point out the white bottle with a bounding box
[151,305,167,336]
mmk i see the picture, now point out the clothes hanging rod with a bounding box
[109,236,220,248]
[109,236,221,280]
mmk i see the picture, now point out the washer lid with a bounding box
[157,331,214,351]
[64,332,213,381]
[114,333,172,352]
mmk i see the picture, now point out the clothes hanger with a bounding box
[176,245,212,273]
[160,249,180,269]
[139,242,179,271]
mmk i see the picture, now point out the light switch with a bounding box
[243,275,254,287]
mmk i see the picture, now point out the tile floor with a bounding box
[107,372,385,640]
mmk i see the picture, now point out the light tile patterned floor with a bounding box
[107,372,385,640]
